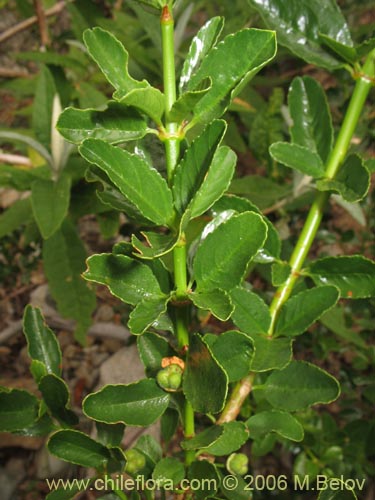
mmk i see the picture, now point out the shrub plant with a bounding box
[0,0,375,499]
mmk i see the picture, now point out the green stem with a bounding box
[161,3,195,462]
[268,49,375,334]
[218,49,375,423]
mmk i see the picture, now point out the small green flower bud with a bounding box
[226,453,248,476]
[125,448,146,474]
[156,368,170,389]
[168,363,183,375]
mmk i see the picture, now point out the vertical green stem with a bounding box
[268,51,375,334]
[161,4,195,464]
[218,49,375,422]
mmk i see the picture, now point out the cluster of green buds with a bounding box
[124,448,146,475]
[156,356,185,392]
[226,453,249,476]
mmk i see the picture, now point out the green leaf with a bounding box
[247,410,304,441]
[83,379,170,426]
[0,164,49,191]
[132,231,179,259]
[83,28,148,97]
[137,332,175,376]
[48,429,111,469]
[0,389,39,432]
[95,421,125,447]
[248,0,353,69]
[128,295,169,335]
[193,212,267,291]
[83,253,162,305]
[317,482,358,500]
[288,76,333,163]
[319,34,358,64]
[0,131,52,166]
[204,331,253,382]
[173,120,226,214]
[42,219,96,344]
[187,29,276,123]
[203,422,249,456]
[134,434,162,466]
[31,174,71,239]
[188,461,220,499]
[170,86,211,123]
[45,485,84,500]
[39,374,79,427]
[32,65,56,149]
[271,261,291,286]
[274,286,339,337]
[23,305,62,377]
[316,154,370,202]
[263,360,340,411]
[179,16,224,93]
[320,306,366,348]
[306,255,375,299]
[80,139,175,227]
[119,87,165,125]
[183,334,228,414]
[189,289,233,321]
[269,142,325,178]
[231,287,271,335]
[181,426,223,451]
[57,103,148,144]
[248,334,292,372]
[152,457,185,487]
[0,197,33,238]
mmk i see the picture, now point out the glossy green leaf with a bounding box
[97,187,155,226]
[263,360,340,410]
[204,422,249,456]
[132,231,179,259]
[190,289,233,321]
[187,461,220,500]
[182,426,223,451]
[80,139,175,226]
[32,65,56,149]
[319,34,357,64]
[48,429,111,468]
[269,142,325,178]
[193,212,267,291]
[128,296,169,335]
[275,286,339,337]
[0,197,33,238]
[183,334,228,414]
[23,305,62,377]
[247,410,304,441]
[0,389,39,432]
[95,421,125,447]
[231,287,271,335]
[119,87,165,125]
[179,16,224,93]
[173,120,226,214]
[188,29,276,123]
[31,174,71,239]
[212,195,281,260]
[316,154,370,202]
[170,86,211,123]
[57,103,148,144]
[83,379,170,426]
[137,333,175,376]
[39,374,79,427]
[307,256,375,299]
[43,220,96,344]
[288,76,333,163]
[248,0,353,69]
[271,261,291,286]
[83,28,148,97]
[134,434,162,466]
[204,331,253,382]
[83,253,162,305]
[248,333,292,372]
[152,457,185,487]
